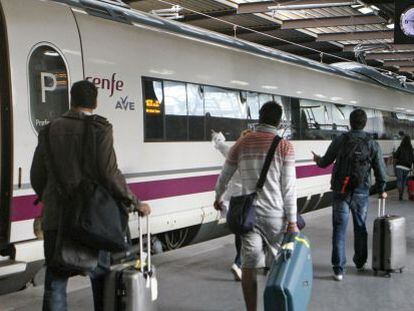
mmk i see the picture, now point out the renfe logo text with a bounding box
[86,73,124,97]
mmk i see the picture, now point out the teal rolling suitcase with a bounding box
[263,233,313,311]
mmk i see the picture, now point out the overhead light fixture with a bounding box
[357,7,373,14]
[149,69,175,75]
[231,80,249,86]
[262,85,278,90]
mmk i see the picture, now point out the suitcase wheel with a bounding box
[399,269,403,274]
[384,273,391,278]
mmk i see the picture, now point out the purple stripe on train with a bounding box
[10,164,332,222]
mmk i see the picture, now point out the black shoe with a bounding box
[356,264,366,272]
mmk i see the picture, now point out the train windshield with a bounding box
[28,46,69,134]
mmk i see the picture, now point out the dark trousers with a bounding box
[42,231,110,311]
[234,234,241,267]
[332,190,369,274]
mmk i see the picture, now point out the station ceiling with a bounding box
[122,0,413,78]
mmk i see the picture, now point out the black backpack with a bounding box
[336,134,371,194]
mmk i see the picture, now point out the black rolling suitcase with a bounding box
[104,216,158,311]
[372,199,406,277]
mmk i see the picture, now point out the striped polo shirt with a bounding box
[215,124,297,222]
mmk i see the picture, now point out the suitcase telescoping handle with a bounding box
[138,215,151,274]
[378,198,386,217]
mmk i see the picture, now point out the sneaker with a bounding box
[332,273,343,281]
[231,263,242,281]
[356,264,366,272]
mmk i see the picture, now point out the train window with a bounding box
[396,112,408,120]
[332,105,351,132]
[363,108,383,139]
[259,94,273,107]
[204,86,246,118]
[164,81,187,141]
[374,110,386,139]
[28,46,69,134]
[280,97,293,139]
[187,83,205,141]
[387,111,414,140]
[143,79,164,140]
[300,100,335,140]
[204,86,247,140]
[244,92,259,129]
[407,114,414,122]
[142,77,291,142]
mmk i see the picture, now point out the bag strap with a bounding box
[256,135,282,190]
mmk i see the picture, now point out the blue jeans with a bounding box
[332,190,369,275]
[395,167,410,192]
[42,231,110,311]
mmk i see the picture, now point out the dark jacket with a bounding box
[30,110,137,231]
[316,130,387,193]
[394,146,414,169]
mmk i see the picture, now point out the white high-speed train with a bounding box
[0,0,412,293]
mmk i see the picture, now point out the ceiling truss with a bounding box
[126,0,411,77]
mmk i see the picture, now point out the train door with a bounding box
[0,0,84,248]
[0,3,12,249]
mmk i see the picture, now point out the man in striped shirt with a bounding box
[214,102,298,311]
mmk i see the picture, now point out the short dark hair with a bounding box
[349,109,367,130]
[259,101,282,127]
[70,80,98,109]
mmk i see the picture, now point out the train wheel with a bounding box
[163,227,190,250]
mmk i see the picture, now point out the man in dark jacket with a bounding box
[312,109,387,282]
[31,80,151,311]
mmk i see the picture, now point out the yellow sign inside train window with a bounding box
[145,99,161,114]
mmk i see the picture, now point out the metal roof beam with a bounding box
[269,41,339,54]
[383,60,414,67]
[304,51,352,63]
[237,0,354,14]
[181,9,236,22]
[365,52,414,60]
[219,24,279,36]
[316,30,393,42]
[343,44,414,52]
[399,67,414,72]
[281,15,385,29]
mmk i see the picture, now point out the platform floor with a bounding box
[1,191,414,311]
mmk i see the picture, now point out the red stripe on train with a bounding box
[10,164,332,222]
